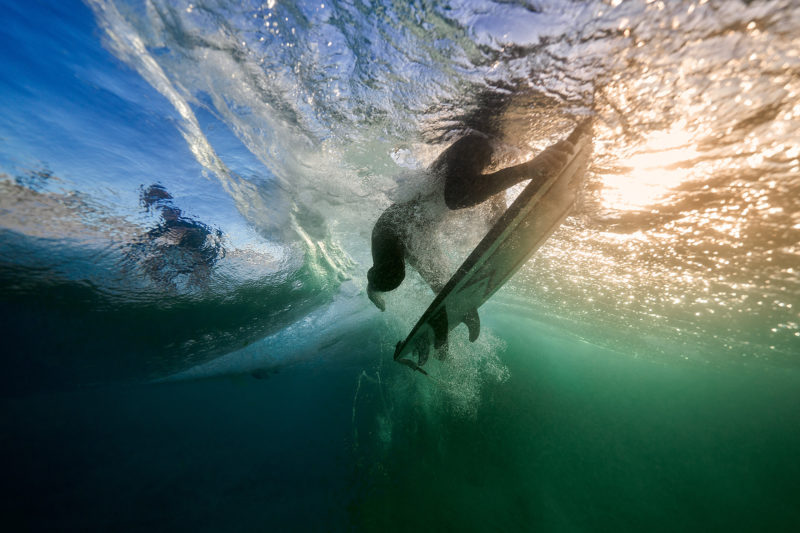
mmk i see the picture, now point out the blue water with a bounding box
[2,0,800,530]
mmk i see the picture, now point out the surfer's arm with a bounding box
[444,139,573,209]
[443,119,591,210]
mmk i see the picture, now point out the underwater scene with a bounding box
[1,0,799,530]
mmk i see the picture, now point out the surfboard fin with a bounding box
[395,351,429,375]
[463,308,480,342]
[430,308,449,361]
[414,336,431,366]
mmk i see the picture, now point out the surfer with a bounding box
[367,119,591,311]
[130,184,225,288]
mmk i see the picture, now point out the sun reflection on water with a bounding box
[600,122,700,212]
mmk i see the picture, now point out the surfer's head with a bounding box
[367,259,405,293]
[141,184,173,210]
[369,203,408,296]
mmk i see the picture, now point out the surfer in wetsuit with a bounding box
[367,119,591,312]
[131,184,225,288]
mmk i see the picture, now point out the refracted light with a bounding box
[601,124,700,211]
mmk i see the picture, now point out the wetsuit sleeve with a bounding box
[442,124,585,210]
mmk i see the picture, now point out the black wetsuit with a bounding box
[368,121,589,300]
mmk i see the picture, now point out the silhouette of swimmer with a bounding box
[367,119,591,312]
[133,184,224,287]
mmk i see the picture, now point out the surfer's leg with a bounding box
[367,204,408,310]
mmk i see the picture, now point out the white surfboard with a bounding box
[393,122,592,373]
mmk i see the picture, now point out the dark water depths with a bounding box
[2,363,358,531]
[2,0,800,530]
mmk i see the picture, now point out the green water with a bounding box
[353,312,800,531]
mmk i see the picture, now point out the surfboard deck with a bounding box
[393,121,592,373]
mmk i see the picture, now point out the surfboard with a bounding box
[393,121,592,373]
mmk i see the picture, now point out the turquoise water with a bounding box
[2,0,799,530]
[354,310,800,530]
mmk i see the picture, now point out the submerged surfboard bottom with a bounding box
[394,120,593,370]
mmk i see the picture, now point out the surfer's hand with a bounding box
[530,141,571,178]
[568,118,594,144]
[367,286,386,311]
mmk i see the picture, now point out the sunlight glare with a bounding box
[602,125,700,211]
